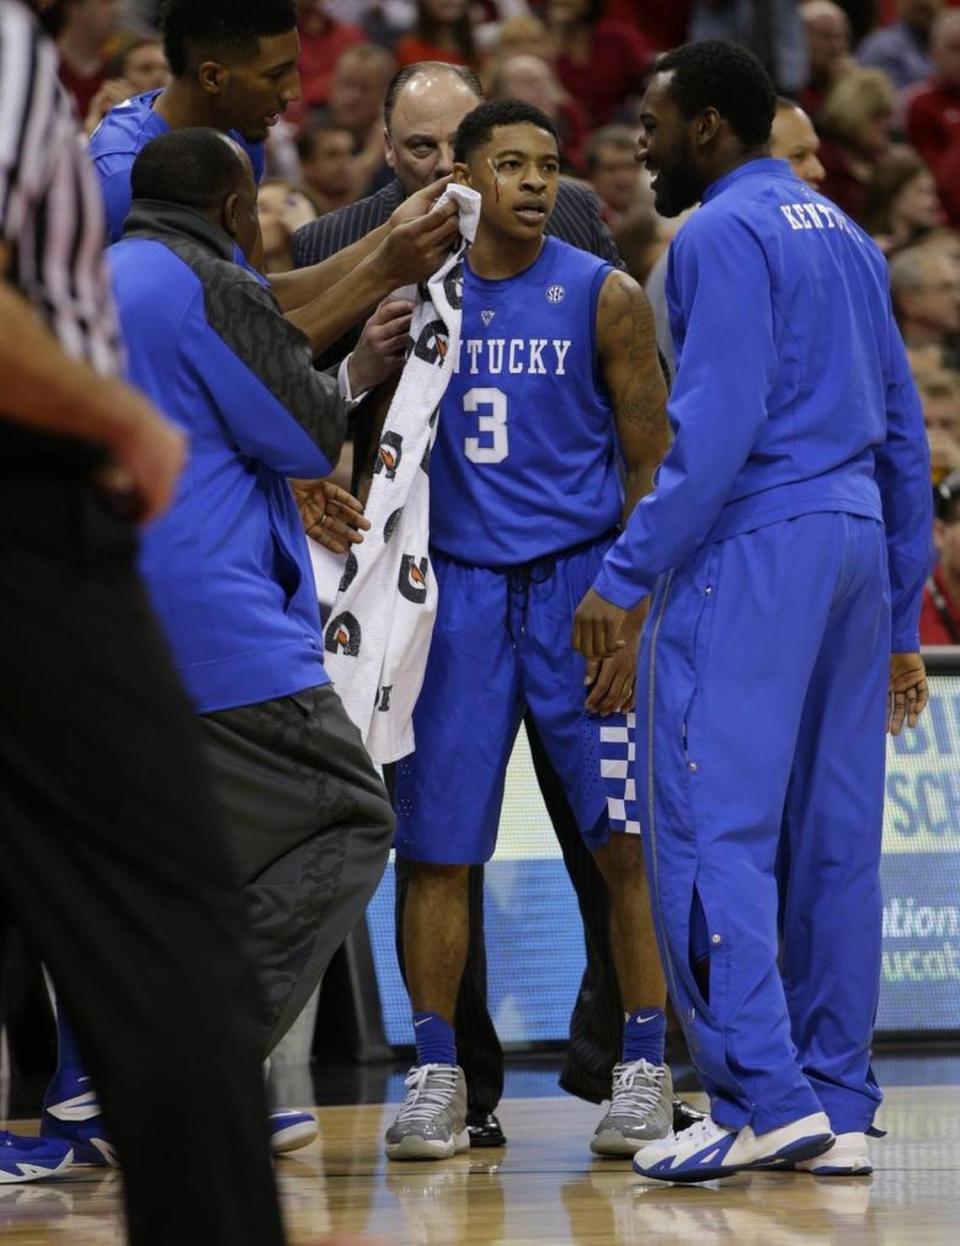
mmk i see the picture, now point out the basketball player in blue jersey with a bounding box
[385,99,673,1161]
[88,0,458,368]
[88,0,298,244]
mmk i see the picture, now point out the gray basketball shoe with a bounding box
[385,1064,470,1161]
[590,1060,674,1157]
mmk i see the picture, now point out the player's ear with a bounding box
[452,162,471,187]
[222,191,240,240]
[695,106,722,149]
[198,59,227,98]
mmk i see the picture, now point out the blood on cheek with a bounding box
[487,158,505,203]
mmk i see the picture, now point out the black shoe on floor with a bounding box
[466,1111,506,1148]
[672,1096,706,1133]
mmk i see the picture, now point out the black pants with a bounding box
[394,714,622,1115]
[0,478,284,1246]
[201,687,394,1053]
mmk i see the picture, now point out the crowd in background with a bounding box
[44,0,960,638]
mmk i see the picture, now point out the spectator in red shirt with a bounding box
[43,0,120,120]
[817,66,897,220]
[922,468,960,642]
[395,0,477,70]
[543,0,651,128]
[906,11,960,223]
[799,1,854,119]
[297,0,365,111]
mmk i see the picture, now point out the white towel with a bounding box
[323,184,481,764]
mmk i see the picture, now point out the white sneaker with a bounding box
[268,1109,319,1155]
[384,1065,469,1161]
[795,1131,872,1175]
[633,1111,834,1183]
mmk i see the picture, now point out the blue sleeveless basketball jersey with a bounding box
[429,237,622,566]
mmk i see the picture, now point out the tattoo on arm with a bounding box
[598,271,670,512]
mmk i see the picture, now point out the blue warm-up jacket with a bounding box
[594,158,932,651]
[109,202,349,713]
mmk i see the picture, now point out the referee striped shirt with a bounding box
[0,0,121,473]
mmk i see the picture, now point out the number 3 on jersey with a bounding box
[463,387,508,464]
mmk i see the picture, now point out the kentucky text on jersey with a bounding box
[429,237,621,568]
[778,199,864,239]
[451,338,572,376]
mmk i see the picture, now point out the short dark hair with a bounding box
[654,40,776,152]
[296,116,355,162]
[453,98,559,164]
[159,0,297,78]
[131,128,248,210]
[384,62,484,133]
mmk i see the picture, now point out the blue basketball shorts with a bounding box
[393,533,640,864]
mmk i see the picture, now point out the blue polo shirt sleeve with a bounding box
[98,165,134,244]
[593,212,776,608]
[875,302,933,652]
[182,272,349,478]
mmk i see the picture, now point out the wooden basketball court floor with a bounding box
[2,1084,959,1244]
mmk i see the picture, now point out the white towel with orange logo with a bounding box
[323,185,480,764]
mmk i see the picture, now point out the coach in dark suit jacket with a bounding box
[293,63,625,1143]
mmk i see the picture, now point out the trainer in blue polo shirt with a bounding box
[574,41,932,1184]
[89,0,299,241]
[110,129,370,711]
[39,127,396,1171]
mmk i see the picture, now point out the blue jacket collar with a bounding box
[701,157,792,204]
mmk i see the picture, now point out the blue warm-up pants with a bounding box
[638,512,890,1136]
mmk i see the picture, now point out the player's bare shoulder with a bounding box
[596,269,657,365]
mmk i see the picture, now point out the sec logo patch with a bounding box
[545,284,565,304]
